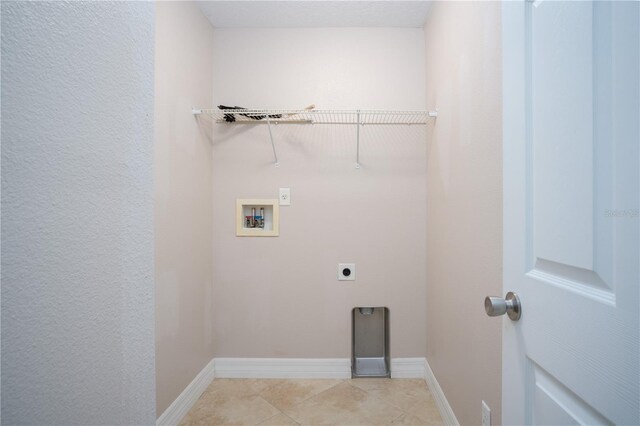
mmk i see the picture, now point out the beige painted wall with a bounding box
[211,28,429,358]
[424,3,503,425]
[154,2,214,416]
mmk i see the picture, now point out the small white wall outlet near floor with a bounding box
[482,400,491,426]
[279,188,291,205]
[338,263,355,281]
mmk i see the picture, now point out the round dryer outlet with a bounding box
[338,263,356,281]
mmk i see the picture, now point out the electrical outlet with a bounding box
[279,188,291,206]
[482,400,491,426]
[338,263,355,281]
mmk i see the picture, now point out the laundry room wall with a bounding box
[210,28,430,359]
[154,1,216,417]
[424,2,503,425]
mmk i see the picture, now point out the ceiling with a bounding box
[196,1,433,28]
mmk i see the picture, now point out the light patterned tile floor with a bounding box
[180,379,443,426]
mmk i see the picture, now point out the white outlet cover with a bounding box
[279,188,291,205]
[338,263,355,281]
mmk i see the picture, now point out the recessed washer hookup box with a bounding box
[351,307,390,378]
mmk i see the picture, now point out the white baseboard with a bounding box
[424,359,460,426]
[156,359,216,426]
[215,357,428,379]
[390,357,426,378]
[213,358,352,379]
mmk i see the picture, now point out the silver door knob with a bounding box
[485,291,521,321]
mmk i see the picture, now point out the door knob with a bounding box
[485,291,521,321]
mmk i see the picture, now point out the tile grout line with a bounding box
[276,379,348,414]
[254,378,334,424]
[402,384,437,415]
[254,402,300,426]
[294,379,347,407]
[258,379,344,408]
[282,380,375,425]
[281,411,301,426]
[252,395,287,426]
[350,379,434,415]
[388,410,408,425]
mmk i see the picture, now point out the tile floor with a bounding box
[180,378,443,425]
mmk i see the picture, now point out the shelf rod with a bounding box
[356,110,361,169]
[215,119,314,125]
[215,120,427,125]
[265,116,279,168]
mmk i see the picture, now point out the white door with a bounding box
[501,1,639,425]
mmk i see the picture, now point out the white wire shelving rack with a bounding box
[192,108,438,168]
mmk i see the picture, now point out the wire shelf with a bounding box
[193,108,437,125]
[192,107,438,169]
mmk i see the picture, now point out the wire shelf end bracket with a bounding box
[265,115,279,168]
[355,110,361,169]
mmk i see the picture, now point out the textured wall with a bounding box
[424,3,503,425]
[1,2,156,424]
[154,2,215,417]
[211,28,428,358]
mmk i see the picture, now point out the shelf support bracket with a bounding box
[192,107,202,115]
[428,109,438,118]
[355,110,361,169]
[265,116,279,168]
